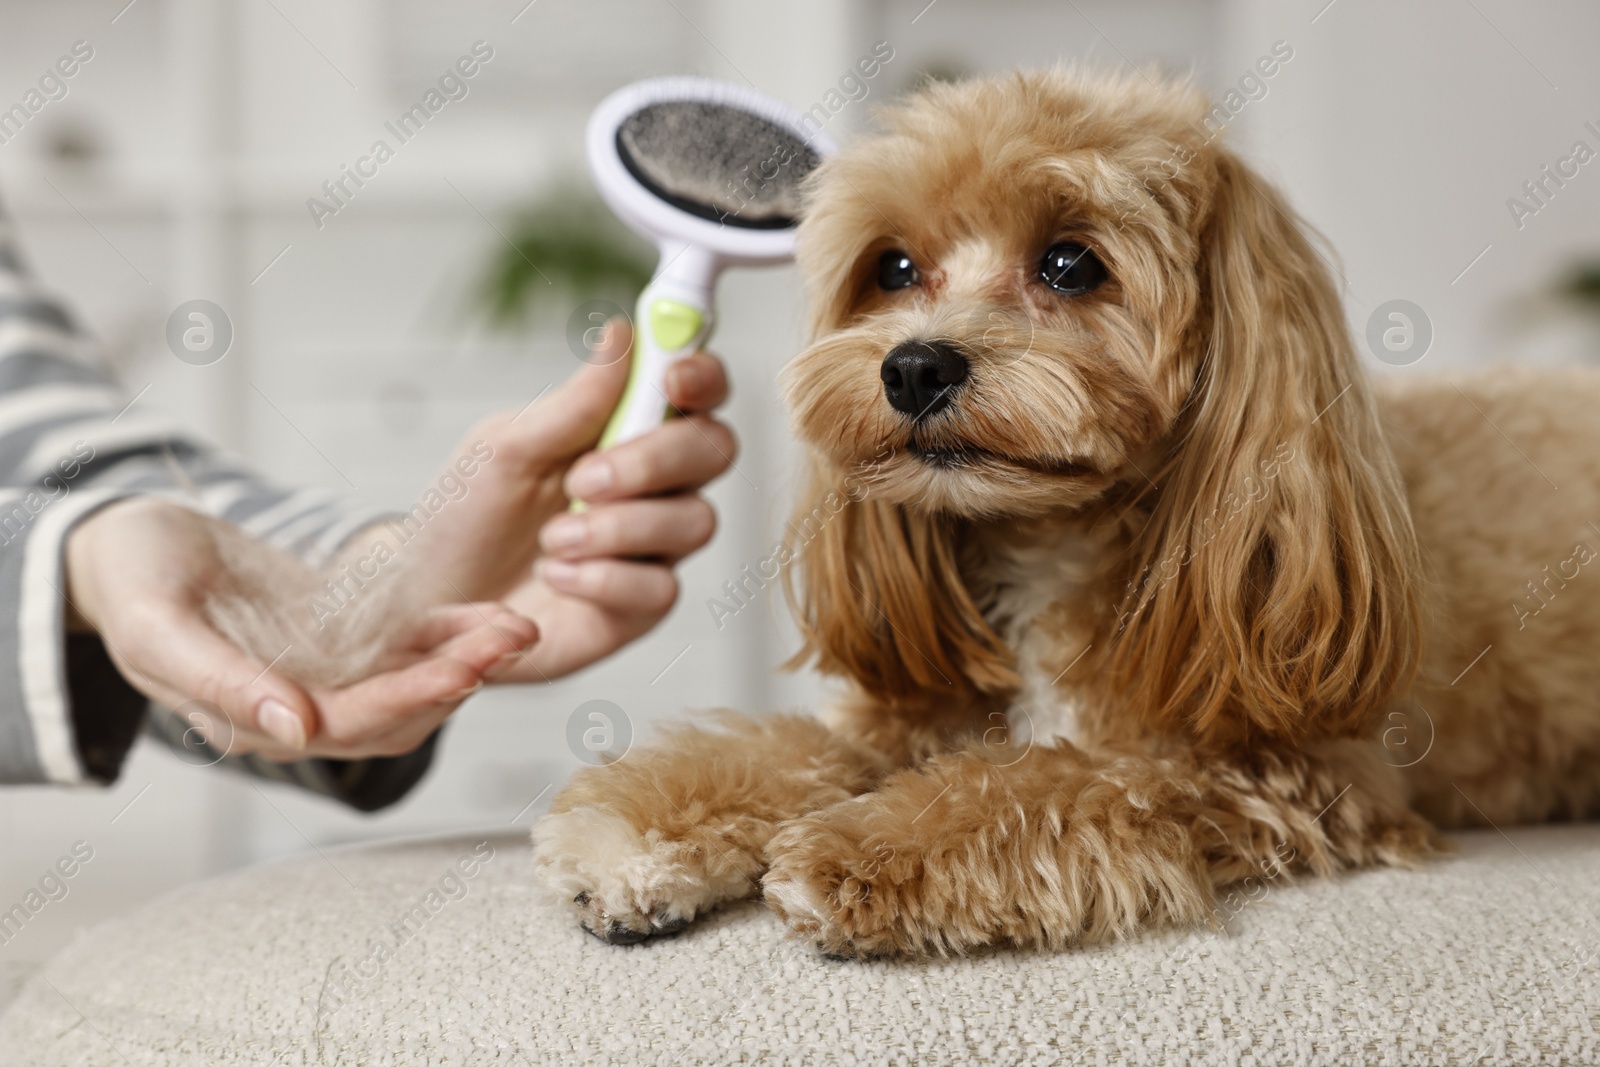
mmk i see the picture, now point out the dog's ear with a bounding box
[1106,149,1420,746]
[783,467,1018,704]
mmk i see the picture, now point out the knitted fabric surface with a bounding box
[2,826,1595,1065]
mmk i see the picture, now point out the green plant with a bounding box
[475,186,655,329]
[1561,261,1600,309]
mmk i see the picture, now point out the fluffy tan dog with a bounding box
[533,68,1600,957]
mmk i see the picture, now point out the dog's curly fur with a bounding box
[534,68,1600,957]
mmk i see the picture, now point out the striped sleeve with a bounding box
[0,207,438,807]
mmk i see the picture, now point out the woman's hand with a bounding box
[62,320,733,760]
[398,321,735,681]
[65,497,538,760]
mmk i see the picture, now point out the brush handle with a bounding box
[569,247,718,512]
[597,279,714,449]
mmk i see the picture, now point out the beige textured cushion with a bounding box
[1,825,1597,1064]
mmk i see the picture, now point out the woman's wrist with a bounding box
[62,495,142,637]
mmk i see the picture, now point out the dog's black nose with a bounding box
[880,341,969,419]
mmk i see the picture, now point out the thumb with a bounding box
[518,319,635,457]
[150,613,320,752]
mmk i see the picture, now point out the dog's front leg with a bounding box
[533,711,898,944]
[762,737,1442,957]
[534,691,999,944]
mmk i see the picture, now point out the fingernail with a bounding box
[568,460,614,499]
[508,613,540,647]
[452,681,483,701]
[486,648,527,677]
[668,360,705,397]
[541,559,580,586]
[542,515,587,551]
[484,649,527,682]
[258,699,307,750]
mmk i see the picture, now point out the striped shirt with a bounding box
[0,203,436,810]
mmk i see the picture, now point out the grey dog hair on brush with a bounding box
[615,101,821,229]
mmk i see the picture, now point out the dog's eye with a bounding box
[1039,242,1108,295]
[876,250,920,291]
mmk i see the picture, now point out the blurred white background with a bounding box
[2,0,1598,1005]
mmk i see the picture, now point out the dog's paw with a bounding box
[761,809,916,959]
[533,807,761,944]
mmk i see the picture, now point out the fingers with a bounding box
[471,321,730,493]
[310,666,466,755]
[565,415,737,503]
[124,607,320,752]
[664,352,729,414]
[493,321,635,465]
[535,558,679,617]
[539,494,715,563]
[431,608,540,678]
[541,340,724,451]
[310,614,538,747]
[157,599,536,759]
[409,602,538,654]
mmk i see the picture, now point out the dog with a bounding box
[532,67,1600,958]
